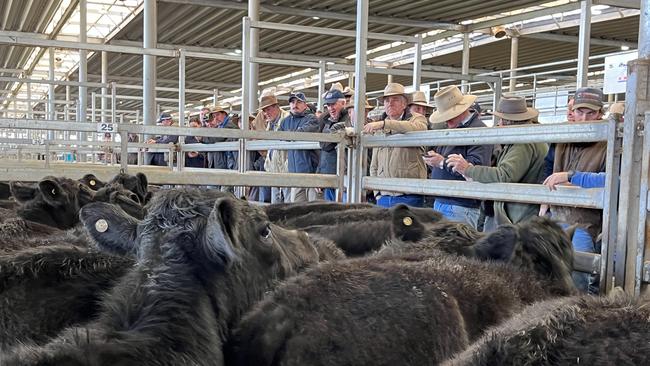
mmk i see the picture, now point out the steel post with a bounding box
[349,0,369,203]
[239,16,251,195]
[111,82,117,124]
[26,82,32,120]
[47,48,55,141]
[101,51,108,123]
[577,0,592,87]
[461,33,470,93]
[413,34,422,90]
[143,0,157,164]
[178,48,186,127]
[318,60,326,112]
[509,37,519,92]
[78,0,88,144]
[248,0,260,113]
[492,76,502,126]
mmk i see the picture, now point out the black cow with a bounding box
[286,204,444,256]
[230,217,576,366]
[265,201,374,223]
[0,182,10,200]
[0,246,133,348]
[78,174,106,191]
[1,189,321,365]
[445,290,650,366]
[108,172,149,204]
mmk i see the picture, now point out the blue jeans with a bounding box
[324,188,336,202]
[433,201,480,228]
[560,223,599,294]
[377,194,424,208]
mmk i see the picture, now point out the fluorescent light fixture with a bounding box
[312,16,320,20]
[621,45,630,51]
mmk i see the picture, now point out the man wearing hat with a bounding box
[199,105,240,174]
[146,112,179,166]
[278,91,321,202]
[446,95,547,230]
[408,90,434,119]
[343,86,354,104]
[546,87,607,294]
[363,82,428,208]
[317,88,350,201]
[260,93,291,203]
[423,85,493,226]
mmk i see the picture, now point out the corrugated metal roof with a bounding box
[0,0,642,115]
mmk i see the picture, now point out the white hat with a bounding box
[428,85,477,124]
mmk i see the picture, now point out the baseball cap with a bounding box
[288,92,307,103]
[323,90,345,105]
[573,87,604,111]
[156,112,172,123]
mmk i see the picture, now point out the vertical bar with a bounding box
[413,34,422,90]
[387,73,393,84]
[635,112,650,294]
[576,0,592,88]
[336,142,346,202]
[91,92,96,124]
[47,49,55,141]
[143,0,157,162]
[492,77,502,126]
[318,60,326,112]
[111,82,117,123]
[248,0,260,113]
[239,16,251,198]
[509,36,519,93]
[532,74,538,100]
[178,48,186,127]
[120,131,128,170]
[349,0,369,203]
[26,82,32,119]
[461,33,470,93]
[213,88,219,106]
[79,0,88,136]
[101,51,108,123]
[348,72,354,89]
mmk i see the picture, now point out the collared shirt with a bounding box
[217,116,230,129]
[458,112,475,128]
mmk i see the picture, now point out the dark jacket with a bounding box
[149,134,179,167]
[202,116,240,170]
[317,108,351,174]
[184,135,206,168]
[430,112,493,208]
[279,110,320,174]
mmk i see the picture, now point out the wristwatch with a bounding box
[567,170,575,182]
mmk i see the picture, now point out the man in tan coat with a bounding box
[260,93,291,203]
[363,83,428,207]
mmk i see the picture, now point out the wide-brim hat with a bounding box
[428,85,477,124]
[343,86,354,97]
[490,95,539,121]
[346,98,374,110]
[258,94,279,110]
[409,90,434,109]
[209,105,228,116]
[378,82,408,101]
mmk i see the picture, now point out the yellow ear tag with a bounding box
[89,180,96,186]
[95,219,109,233]
[403,217,413,226]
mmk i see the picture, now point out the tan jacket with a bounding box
[264,109,290,173]
[370,111,428,197]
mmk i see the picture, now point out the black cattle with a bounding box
[445,290,650,366]
[264,201,374,223]
[0,245,133,348]
[10,177,95,229]
[1,189,321,365]
[305,233,346,261]
[108,172,149,204]
[0,182,10,200]
[230,217,576,366]
[92,183,146,219]
[78,174,106,191]
[286,204,445,256]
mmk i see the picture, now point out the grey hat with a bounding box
[574,87,604,111]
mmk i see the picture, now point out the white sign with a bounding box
[96,122,117,133]
[604,51,638,95]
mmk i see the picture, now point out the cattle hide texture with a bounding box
[0,183,10,200]
[444,290,650,366]
[230,217,576,366]
[0,189,321,366]
[265,201,374,223]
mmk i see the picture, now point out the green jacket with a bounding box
[464,142,548,225]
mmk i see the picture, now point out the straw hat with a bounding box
[345,98,374,110]
[379,82,408,101]
[209,105,228,116]
[609,101,625,115]
[258,94,279,110]
[428,86,477,124]
[490,95,539,121]
[329,82,344,92]
[343,86,354,97]
[409,91,434,109]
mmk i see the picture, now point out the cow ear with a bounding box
[10,182,37,202]
[38,179,66,205]
[81,173,103,190]
[470,225,518,261]
[136,173,148,195]
[79,202,140,257]
[203,197,239,268]
[391,204,425,242]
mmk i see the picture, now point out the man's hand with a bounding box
[330,122,346,132]
[422,150,444,168]
[446,154,472,175]
[363,121,383,133]
[146,138,157,144]
[539,204,550,216]
[543,172,570,191]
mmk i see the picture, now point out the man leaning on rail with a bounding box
[363,83,428,208]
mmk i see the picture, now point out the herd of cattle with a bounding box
[0,173,647,365]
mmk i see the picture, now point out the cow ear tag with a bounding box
[95,219,109,233]
[51,189,56,195]
[89,180,96,186]
[403,217,413,226]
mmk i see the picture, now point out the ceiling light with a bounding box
[621,45,630,51]
[312,16,320,20]
[491,26,507,39]
[235,49,242,54]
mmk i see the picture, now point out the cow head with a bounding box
[80,188,319,279]
[109,172,149,205]
[10,177,94,229]
[390,204,450,242]
[79,174,106,191]
[92,183,145,220]
[465,216,575,294]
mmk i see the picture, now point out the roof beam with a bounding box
[593,0,640,9]
[520,32,638,49]
[159,0,464,31]
[467,2,581,32]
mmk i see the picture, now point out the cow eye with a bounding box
[258,224,271,239]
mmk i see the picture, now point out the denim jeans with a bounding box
[376,194,424,208]
[560,223,599,294]
[433,201,481,229]
[271,187,291,204]
[324,188,346,202]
